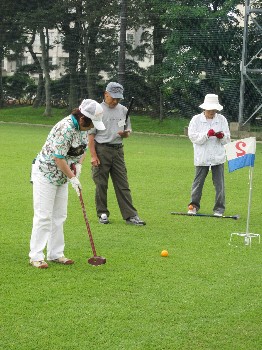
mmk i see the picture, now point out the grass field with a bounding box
[1,119,262,349]
[0,105,189,135]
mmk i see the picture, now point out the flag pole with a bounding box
[240,165,261,246]
[227,137,260,247]
[230,165,260,247]
[244,166,253,244]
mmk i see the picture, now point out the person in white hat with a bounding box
[29,99,105,268]
[88,82,146,226]
[187,94,231,216]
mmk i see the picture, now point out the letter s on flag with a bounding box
[225,137,256,172]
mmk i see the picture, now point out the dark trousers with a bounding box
[91,143,137,219]
[190,164,225,214]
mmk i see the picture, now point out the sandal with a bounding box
[51,256,74,265]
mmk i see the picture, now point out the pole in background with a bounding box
[118,0,127,87]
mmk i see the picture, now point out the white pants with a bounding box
[29,168,68,261]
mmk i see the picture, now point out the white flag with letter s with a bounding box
[224,137,256,172]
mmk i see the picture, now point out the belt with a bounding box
[97,142,123,149]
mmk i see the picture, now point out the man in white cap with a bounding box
[88,82,146,226]
[187,94,231,216]
[29,99,105,268]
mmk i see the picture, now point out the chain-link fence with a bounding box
[0,1,261,126]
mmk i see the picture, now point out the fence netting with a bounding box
[0,0,261,125]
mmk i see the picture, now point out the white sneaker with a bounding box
[50,256,74,265]
[187,207,197,214]
[213,212,223,217]
[30,260,49,269]
[99,213,109,224]
[126,215,146,226]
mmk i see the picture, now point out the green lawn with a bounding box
[0,120,262,349]
[0,105,189,135]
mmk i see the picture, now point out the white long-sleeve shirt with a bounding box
[188,112,231,166]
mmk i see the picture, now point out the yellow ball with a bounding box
[161,250,168,257]
[188,204,194,210]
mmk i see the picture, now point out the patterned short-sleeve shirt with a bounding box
[37,115,88,185]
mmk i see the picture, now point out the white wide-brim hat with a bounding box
[79,99,105,130]
[199,94,223,111]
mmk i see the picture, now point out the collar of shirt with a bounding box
[71,115,79,130]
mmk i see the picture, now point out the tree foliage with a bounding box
[162,0,245,120]
[1,0,260,122]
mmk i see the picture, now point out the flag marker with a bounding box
[225,137,260,247]
[225,137,256,173]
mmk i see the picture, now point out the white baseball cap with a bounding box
[79,99,105,130]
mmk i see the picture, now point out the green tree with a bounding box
[124,0,170,117]
[55,0,120,105]
[3,72,36,103]
[0,1,25,107]
[24,30,45,108]
[79,0,119,99]
[163,0,244,120]
[17,0,59,116]
[54,0,83,110]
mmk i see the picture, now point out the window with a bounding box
[127,33,134,45]
[16,57,28,68]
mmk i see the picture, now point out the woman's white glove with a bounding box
[69,176,82,196]
[75,163,82,179]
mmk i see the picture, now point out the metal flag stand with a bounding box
[229,166,260,247]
